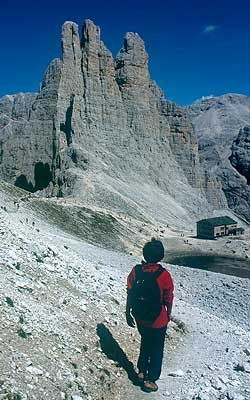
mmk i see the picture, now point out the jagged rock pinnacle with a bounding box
[61,21,81,63]
[115,31,149,86]
[123,32,146,57]
[81,19,113,77]
[81,19,101,48]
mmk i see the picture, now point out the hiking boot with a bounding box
[141,381,158,392]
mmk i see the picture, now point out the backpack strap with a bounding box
[134,264,143,281]
[154,265,164,279]
[154,266,164,306]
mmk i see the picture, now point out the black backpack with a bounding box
[130,265,164,322]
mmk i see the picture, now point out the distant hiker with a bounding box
[126,238,174,393]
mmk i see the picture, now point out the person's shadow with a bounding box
[96,323,140,386]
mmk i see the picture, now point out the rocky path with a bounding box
[119,297,250,400]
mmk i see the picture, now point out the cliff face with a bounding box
[230,125,250,185]
[0,20,215,226]
[0,59,62,193]
[187,94,250,222]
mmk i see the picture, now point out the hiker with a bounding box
[126,238,174,393]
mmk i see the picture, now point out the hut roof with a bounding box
[197,216,237,227]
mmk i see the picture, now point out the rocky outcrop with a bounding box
[219,168,250,223]
[0,20,216,226]
[187,94,250,222]
[0,92,36,120]
[160,100,200,186]
[0,58,62,193]
[114,33,200,187]
[230,125,250,185]
[187,94,250,144]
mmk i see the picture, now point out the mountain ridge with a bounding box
[0,19,250,224]
[187,93,250,222]
[0,19,215,229]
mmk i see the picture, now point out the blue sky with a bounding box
[0,0,250,105]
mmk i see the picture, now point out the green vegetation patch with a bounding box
[17,328,32,339]
[5,393,22,400]
[29,199,125,250]
[5,297,14,307]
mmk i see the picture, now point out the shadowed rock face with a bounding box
[230,126,250,185]
[187,95,250,222]
[0,19,224,226]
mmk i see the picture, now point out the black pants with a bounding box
[137,324,167,382]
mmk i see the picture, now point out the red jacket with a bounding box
[127,263,174,329]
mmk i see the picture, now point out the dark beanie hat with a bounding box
[143,238,165,263]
